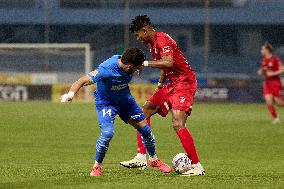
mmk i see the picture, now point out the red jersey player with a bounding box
[257,42,284,124]
[120,15,204,176]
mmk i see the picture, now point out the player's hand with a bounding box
[155,87,163,92]
[60,91,75,103]
[155,82,164,91]
[257,69,263,75]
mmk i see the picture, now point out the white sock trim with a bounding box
[94,161,102,167]
[192,162,203,170]
[136,153,147,161]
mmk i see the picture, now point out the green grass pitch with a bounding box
[1,102,284,188]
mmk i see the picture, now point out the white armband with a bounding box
[143,61,149,67]
[67,91,75,99]
[61,91,75,102]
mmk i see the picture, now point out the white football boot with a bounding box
[181,162,205,176]
[272,117,281,125]
[120,153,147,170]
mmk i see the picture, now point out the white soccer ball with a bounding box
[172,153,192,174]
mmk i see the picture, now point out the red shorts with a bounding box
[148,82,197,117]
[263,82,282,97]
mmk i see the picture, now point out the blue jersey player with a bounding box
[61,47,172,176]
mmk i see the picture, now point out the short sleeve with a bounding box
[87,66,106,83]
[275,56,283,67]
[156,35,174,57]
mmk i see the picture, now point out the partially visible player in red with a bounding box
[257,42,284,124]
[120,15,204,176]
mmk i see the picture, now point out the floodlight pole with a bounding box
[123,0,130,49]
[43,0,50,72]
[85,44,92,103]
[44,0,50,44]
[204,0,210,80]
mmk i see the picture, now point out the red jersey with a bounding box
[148,32,195,85]
[261,55,283,85]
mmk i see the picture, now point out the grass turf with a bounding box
[0,102,284,188]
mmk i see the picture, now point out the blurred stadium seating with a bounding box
[0,0,283,80]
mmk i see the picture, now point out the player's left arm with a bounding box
[266,57,284,77]
[157,69,166,88]
[266,67,284,77]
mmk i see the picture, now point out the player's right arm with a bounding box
[61,68,106,103]
[265,56,284,77]
[60,75,93,103]
[70,76,93,93]
[157,69,166,89]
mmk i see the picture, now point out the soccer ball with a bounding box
[172,153,192,174]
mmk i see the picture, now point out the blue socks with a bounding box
[137,124,156,156]
[95,123,156,164]
[95,123,114,163]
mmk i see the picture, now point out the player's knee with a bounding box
[102,129,114,140]
[101,124,114,140]
[266,101,273,106]
[279,101,284,106]
[172,119,185,132]
[275,98,284,106]
[264,96,273,105]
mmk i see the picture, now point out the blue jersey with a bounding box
[87,55,144,124]
[87,55,133,105]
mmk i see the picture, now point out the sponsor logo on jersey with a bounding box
[111,84,128,91]
[162,46,171,53]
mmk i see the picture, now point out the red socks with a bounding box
[267,105,277,118]
[137,118,151,154]
[136,132,146,154]
[177,128,200,164]
[137,119,200,165]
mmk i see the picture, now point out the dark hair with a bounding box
[121,47,145,66]
[129,15,152,33]
[263,41,273,52]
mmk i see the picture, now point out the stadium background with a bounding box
[0,0,283,103]
[1,1,284,188]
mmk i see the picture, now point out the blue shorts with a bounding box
[96,96,145,125]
